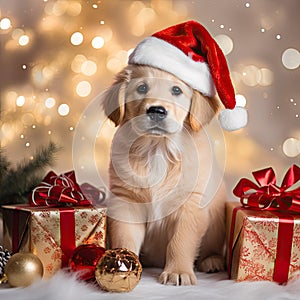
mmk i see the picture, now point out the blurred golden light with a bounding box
[131,22,145,37]
[130,5,155,36]
[52,0,68,16]
[107,58,120,73]
[16,95,25,107]
[282,48,300,70]
[0,17,11,30]
[107,50,128,73]
[67,2,82,16]
[25,142,30,147]
[12,28,24,40]
[1,123,14,139]
[44,116,52,126]
[235,94,247,107]
[261,16,274,30]
[70,32,83,45]
[44,2,55,15]
[76,80,92,97]
[231,71,242,85]
[71,54,87,73]
[101,27,113,42]
[20,134,25,139]
[45,97,56,108]
[215,34,233,55]
[58,104,70,116]
[276,34,281,40]
[32,65,45,86]
[42,66,55,80]
[258,68,273,86]
[18,34,30,46]
[92,4,98,9]
[22,113,34,125]
[282,137,300,157]
[241,65,261,86]
[81,60,97,76]
[92,36,104,49]
[6,91,18,107]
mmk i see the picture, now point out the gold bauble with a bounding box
[5,252,44,287]
[95,248,142,292]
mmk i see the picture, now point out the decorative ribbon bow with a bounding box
[29,171,91,206]
[233,164,300,212]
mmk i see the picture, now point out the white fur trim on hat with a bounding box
[218,106,248,131]
[128,37,216,97]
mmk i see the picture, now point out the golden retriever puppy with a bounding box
[103,65,226,286]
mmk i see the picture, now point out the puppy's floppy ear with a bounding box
[103,68,131,126]
[189,90,220,132]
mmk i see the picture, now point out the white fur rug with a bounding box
[1,268,300,300]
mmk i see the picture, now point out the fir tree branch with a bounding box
[0,141,61,205]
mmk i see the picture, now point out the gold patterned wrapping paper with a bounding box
[2,204,106,278]
[226,202,300,283]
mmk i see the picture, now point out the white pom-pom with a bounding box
[218,106,248,131]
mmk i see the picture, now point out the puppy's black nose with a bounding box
[146,106,167,122]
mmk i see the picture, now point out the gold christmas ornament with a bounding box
[95,248,142,292]
[4,252,44,287]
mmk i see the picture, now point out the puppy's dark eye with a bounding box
[171,86,183,96]
[137,83,148,94]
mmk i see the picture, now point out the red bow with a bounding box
[233,165,300,212]
[29,171,91,207]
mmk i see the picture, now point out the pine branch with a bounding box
[0,141,61,205]
[0,148,11,181]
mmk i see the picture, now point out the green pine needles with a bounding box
[0,141,61,206]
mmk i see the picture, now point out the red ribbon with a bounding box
[29,171,91,207]
[233,165,300,212]
[59,207,76,267]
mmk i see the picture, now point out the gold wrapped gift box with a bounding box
[2,204,106,278]
[226,202,300,283]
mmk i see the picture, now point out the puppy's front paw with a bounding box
[197,255,224,273]
[158,270,197,286]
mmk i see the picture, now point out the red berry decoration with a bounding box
[69,244,105,281]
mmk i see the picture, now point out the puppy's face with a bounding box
[124,70,192,136]
[104,65,219,135]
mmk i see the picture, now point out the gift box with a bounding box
[226,201,300,283]
[226,165,300,283]
[2,204,106,278]
[2,170,107,278]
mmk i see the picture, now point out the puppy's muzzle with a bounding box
[146,106,168,122]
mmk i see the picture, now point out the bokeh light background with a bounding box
[0,0,299,197]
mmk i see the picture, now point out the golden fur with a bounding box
[103,65,226,286]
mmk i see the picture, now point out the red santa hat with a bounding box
[128,20,247,131]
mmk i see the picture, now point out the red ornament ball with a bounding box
[69,244,105,280]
